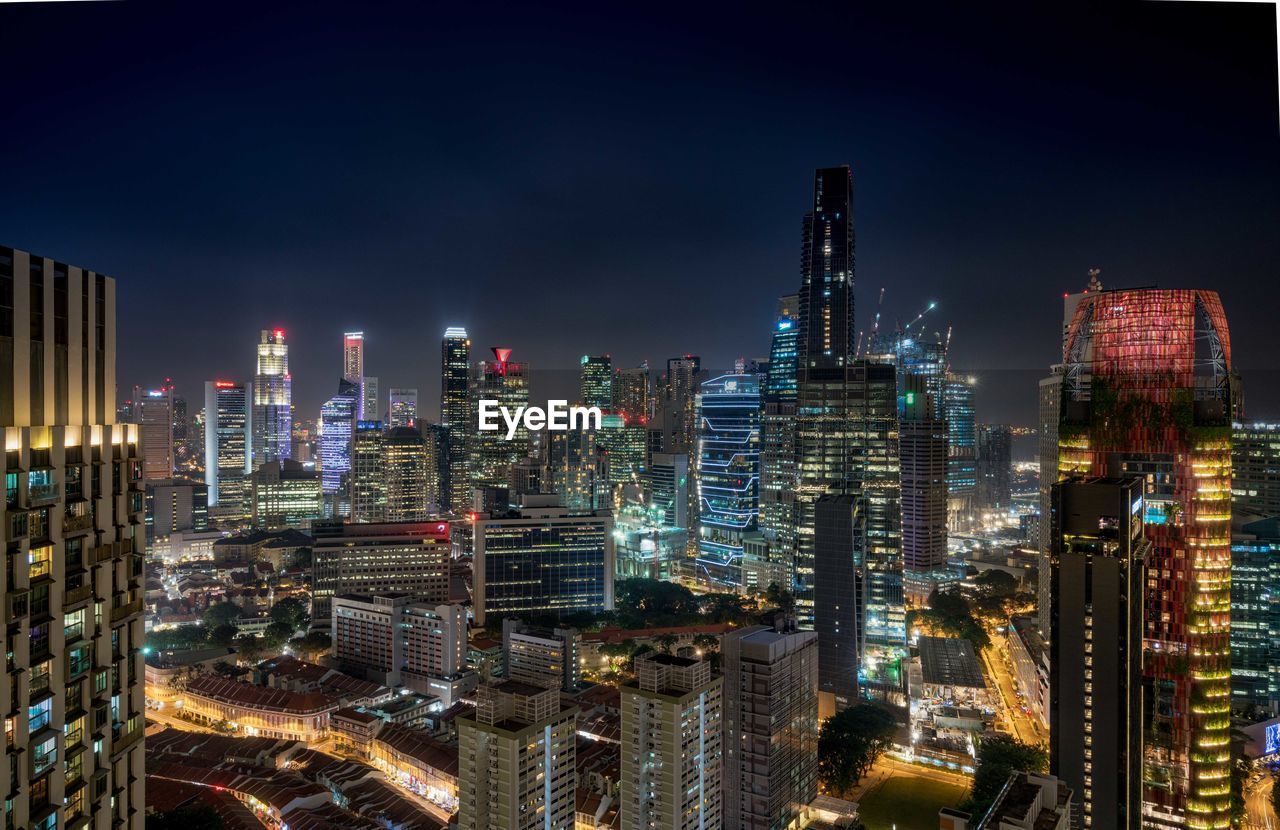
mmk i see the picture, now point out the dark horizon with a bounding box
[3,0,1277,426]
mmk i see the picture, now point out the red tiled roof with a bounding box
[186,674,336,714]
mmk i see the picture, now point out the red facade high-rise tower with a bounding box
[1056,287,1233,829]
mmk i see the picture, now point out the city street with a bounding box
[979,637,1046,749]
[1245,773,1276,830]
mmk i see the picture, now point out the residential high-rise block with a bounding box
[387,387,418,428]
[1232,421,1280,518]
[471,494,614,625]
[441,326,471,514]
[722,619,819,830]
[1056,286,1234,828]
[978,423,1013,512]
[252,328,292,467]
[310,519,452,625]
[350,419,386,522]
[204,379,251,519]
[695,372,760,588]
[621,654,723,830]
[0,245,146,829]
[1230,516,1280,718]
[469,347,529,494]
[501,618,581,692]
[580,354,613,409]
[457,681,578,830]
[332,593,474,704]
[1050,477,1146,830]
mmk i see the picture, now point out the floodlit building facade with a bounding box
[1,245,147,829]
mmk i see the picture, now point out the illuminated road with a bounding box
[1245,773,1276,830]
[979,637,1046,749]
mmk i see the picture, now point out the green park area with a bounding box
[856,775,968,830]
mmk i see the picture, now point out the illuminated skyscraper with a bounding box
[662,355,702,455]
[343,330,364,384]
[1232,421,1280,517]
[645,452,689,529]
[387,387,418,428]
[943,372,977,530]
[542,426,607,512]
[792,167,905,667]
[360,374,378,422]
[757,296,801,591]
[319,378,359,516]
[386,425,435,520]
[252,328,292,468]
[0,245,146,829]
[580,354,613,409]
[1230,516,1280,717]
[469,347,529,494]
[596,413,647,487]
[441,326,471,513]
[978,423,1013,511]
[613,363,651,424]
[765,294,799,402]
[204,380,251,517]
[1057,286,1234,828]
[695,373,760,588]
[134,383,175,480]
[350,420,386,523]
[899,374,949,603]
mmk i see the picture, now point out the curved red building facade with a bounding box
[1057,288,1233,830]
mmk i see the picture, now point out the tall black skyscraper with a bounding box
[441,326,471,514]
[1050,476,1146,830]
[798,166,855,377]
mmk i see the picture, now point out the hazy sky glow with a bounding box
[3,0,1277,429]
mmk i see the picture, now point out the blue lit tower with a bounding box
[943,373,977,529]
[756,295,801,591]
[696,372,761,588]
[765,294,799,402]
[319,377,359,517]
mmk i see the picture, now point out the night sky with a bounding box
[3,0,1277,436]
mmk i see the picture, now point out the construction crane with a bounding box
[902,300,938,335]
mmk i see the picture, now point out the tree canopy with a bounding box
[962,734,1048,818]
[270,595,309,630]
[817,704,899,796]
[201,602,241,630]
